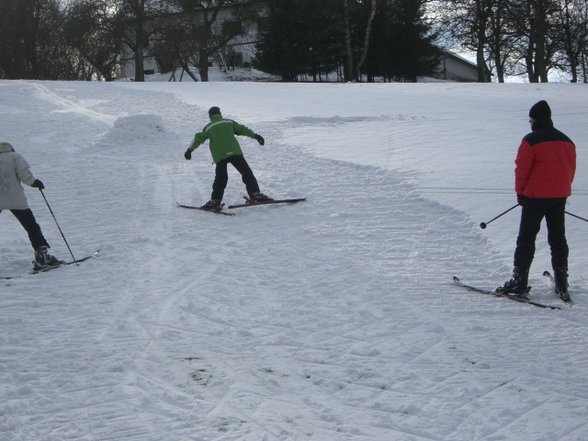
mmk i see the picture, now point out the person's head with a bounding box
[528,100,551,124]
[208,106,221,118]
[0,141,15,152]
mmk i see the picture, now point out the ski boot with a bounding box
[34,246,61,269]
[553,267,571,302]
[200,199,222,211]
[496,267,530,299]
[248,191,272,203]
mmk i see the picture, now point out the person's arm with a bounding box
[515,140,534,196]
[185,131,209,159]
[14,154,36,186]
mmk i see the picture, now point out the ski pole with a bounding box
[565,210,588,223]
[479,204,519,229]
[39,189,78,264]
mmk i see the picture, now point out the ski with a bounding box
[3,251,99,278]
[228,197,306,209]
[542,271,573,304]
[176,202,235,216]
[452,276,561,310]
[32,254,96,274]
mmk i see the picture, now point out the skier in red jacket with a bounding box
[497,100,576,301]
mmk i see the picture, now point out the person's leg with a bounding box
[513,201,546,272]
[545,198,568,269]
[228,155,260,196]
[10,209,49,250]
[545,198,569,295]
[498,200,546,294]
[211,159,230,202]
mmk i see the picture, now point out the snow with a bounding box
[1,78,588,441]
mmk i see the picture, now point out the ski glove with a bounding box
[184,149,192,160]
[517,194,528,206]
[254,134,265,146]
[32,179,45,190]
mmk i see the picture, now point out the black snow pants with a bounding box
[211,155,260,201]
[514,198,569,271]
[0,208,49,250]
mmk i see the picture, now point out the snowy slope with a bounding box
[1,80,588,441]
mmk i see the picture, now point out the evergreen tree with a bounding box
[256,0,439,82]
[255,0,341,81]
[367,0,440,81]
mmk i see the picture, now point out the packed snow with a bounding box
[1,78,588,441]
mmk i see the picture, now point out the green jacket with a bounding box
[188,114,257,163]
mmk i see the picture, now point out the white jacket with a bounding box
[0,142,37,210]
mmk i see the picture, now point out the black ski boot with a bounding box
[496,267,530,299]
[553,267,571,302]
[34,246,61,269]
[200,199,222,210]
[249,191,272,202]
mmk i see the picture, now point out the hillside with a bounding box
[1,80,587,441]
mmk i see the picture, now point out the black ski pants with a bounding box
[0,208,49,250]
[211,155,260,201]
[514,198,568,271]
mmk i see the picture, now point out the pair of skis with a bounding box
[453,272,572,310]
[176,197,306,216]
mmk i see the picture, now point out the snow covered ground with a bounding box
[1,79,588,441]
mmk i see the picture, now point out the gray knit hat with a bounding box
[0,141,15,152]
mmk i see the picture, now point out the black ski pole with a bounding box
[480,204,519,229]
[39,189,78,264]
[565,210,588,223]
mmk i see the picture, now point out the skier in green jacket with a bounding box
[184,106,271,209]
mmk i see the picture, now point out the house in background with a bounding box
[119,6,260,80]
[434,50,479,82]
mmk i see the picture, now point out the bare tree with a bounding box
[63,0,124,81]
[355,0,377,80]
[433,0,493,81]
[0,0,73,79]
[342,0,378,81]
[113,0,173,81]
[555,0,588,82]
[172,0,260,81]
[506,0,561,82]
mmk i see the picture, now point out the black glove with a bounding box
[32,179,45,190]
[254,134,265,146]
[517,194,528,206]
[184,149,192,160]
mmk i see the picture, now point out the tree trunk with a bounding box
[133,0,145,82]
[533,0,548,82]
[343,0,353,82]
[355,0,377,81]
[198,48,209,81]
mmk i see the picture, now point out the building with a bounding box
[434,50,479,82]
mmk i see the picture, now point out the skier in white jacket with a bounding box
[0,141,59,267]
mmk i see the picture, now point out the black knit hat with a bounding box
[529,100,551,120]
[208,106,221,117]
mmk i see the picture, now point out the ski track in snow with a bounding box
[1,81,587,441]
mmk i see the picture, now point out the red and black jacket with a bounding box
[515,119,576,198]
